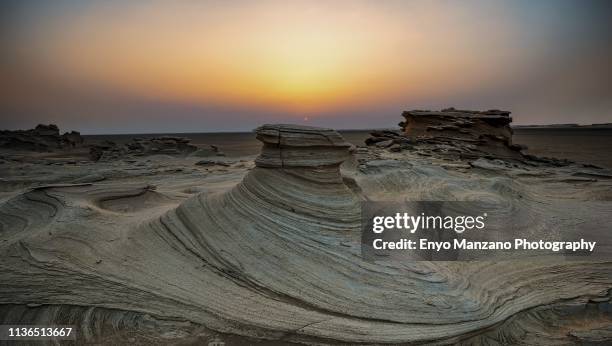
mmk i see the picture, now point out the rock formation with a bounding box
[0,124,84,151]
[366,108,529,160]
[89,136,222,161]
[0,124,611,344]
[364,130,414,152]
[399,107,513,142]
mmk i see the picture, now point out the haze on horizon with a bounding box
[1,0,611,134]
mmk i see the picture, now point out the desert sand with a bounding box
[0,111,611,345]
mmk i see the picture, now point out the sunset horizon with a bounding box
[1,2,612,345]
[2,0,611,134]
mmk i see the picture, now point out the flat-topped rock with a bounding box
[255,124,353,168]
[399,107,513,143]
[365,107,529,161]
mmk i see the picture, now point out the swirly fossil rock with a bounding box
[0,124,611,345]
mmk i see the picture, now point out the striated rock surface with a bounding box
[0,124,611,345]
[366,108,532,161]
[0,124,84,151]
[399,108,512,141]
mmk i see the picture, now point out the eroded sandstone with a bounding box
[0,124,84,151]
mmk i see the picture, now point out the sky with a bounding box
[1,0,611,134]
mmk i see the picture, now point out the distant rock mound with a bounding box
[400,107,512,143]
[0,124,84,151]
[89,136,222,161]
[366,108,530,160]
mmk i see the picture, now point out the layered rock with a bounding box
[254,124,353,182]
[89,136,222,161]
[0,124,84,151]
[400,107,512,143]
[1,124,611,345]
[364,130,414,152]
[366,108,529,160]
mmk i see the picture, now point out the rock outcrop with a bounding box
[256,124,351,165]
[89,136,222,161]
[399,107,513,143]
[0,124,84,151]
[1,124,611,345]
[366,108,529,160]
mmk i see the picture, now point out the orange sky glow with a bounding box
[1,0,611,133]
[18,1,523,111]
